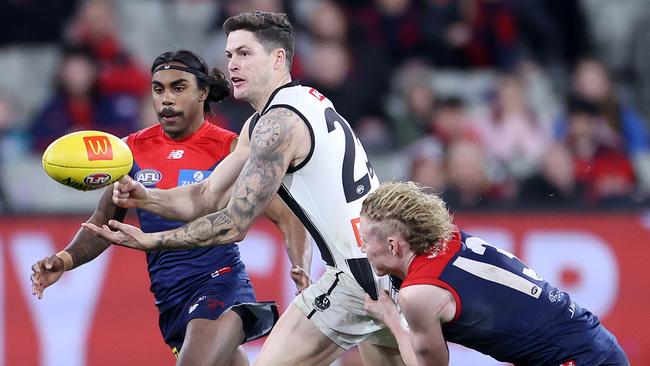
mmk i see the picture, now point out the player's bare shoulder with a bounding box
[251,107,310,167]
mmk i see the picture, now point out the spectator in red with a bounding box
[29,46,140,153]
[67,0,148,96]
[422,0,521,70]
[563,95,637,206]
[353,0,425,66]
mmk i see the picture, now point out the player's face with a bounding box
[225,30,274,103]
[151,63,204,139]
[359,217,396,277]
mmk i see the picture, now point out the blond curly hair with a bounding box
[361,181,455,255]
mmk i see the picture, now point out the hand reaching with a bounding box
[30,255,65,299]
[82,220,159,252]
[290,265,311,295]
[113,176,148,209]
[364,290,400,325]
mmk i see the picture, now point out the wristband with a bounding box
[56,250,74,271]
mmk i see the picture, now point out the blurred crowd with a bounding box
[1,0,650,213]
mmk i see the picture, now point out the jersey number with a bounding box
[453,237,543,298]
[325,107,374,203]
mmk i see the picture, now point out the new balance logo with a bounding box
[167,150,184,159]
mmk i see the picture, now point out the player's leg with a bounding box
[228,347,249,366]
[252,304,346,366]
[176,310,246,366]
[358,341,404,366]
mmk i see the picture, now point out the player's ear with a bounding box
[199,86,208,102]
[388,238,397,256]
[273,48,286,70]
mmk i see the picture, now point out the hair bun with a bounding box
[206,67,230,104]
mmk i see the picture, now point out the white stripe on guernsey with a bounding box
[452,257,542,299]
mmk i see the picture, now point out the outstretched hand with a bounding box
[289,265,311,295]
[82,220,159,252]
[364,290,400,325]
[30,255,65,299]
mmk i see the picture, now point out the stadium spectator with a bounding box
[66,0,149,96]
[0,91,26,213]
[29,45,140,152]
[478,73,550,179]
[388,63,437,148]
[519,143,582,207]
[442,139,503,209]
[353,0,425,66]
[407,137,446,194]
[428,96,480,144]
[562,95,637,206]
[421,0,521,70]
[556,58,650,155]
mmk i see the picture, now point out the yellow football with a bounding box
[42,130,133,191]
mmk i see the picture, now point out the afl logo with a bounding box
[135,169,162,186]
[84,173,112,187]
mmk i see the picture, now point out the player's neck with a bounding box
[400,252,417,277]
[251,73,292,112]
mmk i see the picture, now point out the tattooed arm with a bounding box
[30,186,126,298]
[113,119,252,221]
[83,107,311,251]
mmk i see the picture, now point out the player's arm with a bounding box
[365,285,453,366]
[30,186,126,299]
[84,107,308,251]
[398,285,453,366]
[264,196,312,294]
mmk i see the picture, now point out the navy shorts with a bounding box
[158,262,257,351]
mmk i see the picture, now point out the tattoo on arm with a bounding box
[159,108,301,249]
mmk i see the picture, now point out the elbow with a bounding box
[231,228,248,243]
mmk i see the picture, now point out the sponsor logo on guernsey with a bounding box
[83,136,113,161]
[167,149,184,159]
[559,360,576,366]
[178,169,212,186]
[135,169,162,186]
[84,173,112,187]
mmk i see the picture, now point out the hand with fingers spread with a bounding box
[364,290,400,325]
[30,255,65,299]
[289,265,311,295]
[113,176,148,209]
[82,220,159,252]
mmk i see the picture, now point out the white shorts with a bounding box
[292,266,398,350]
